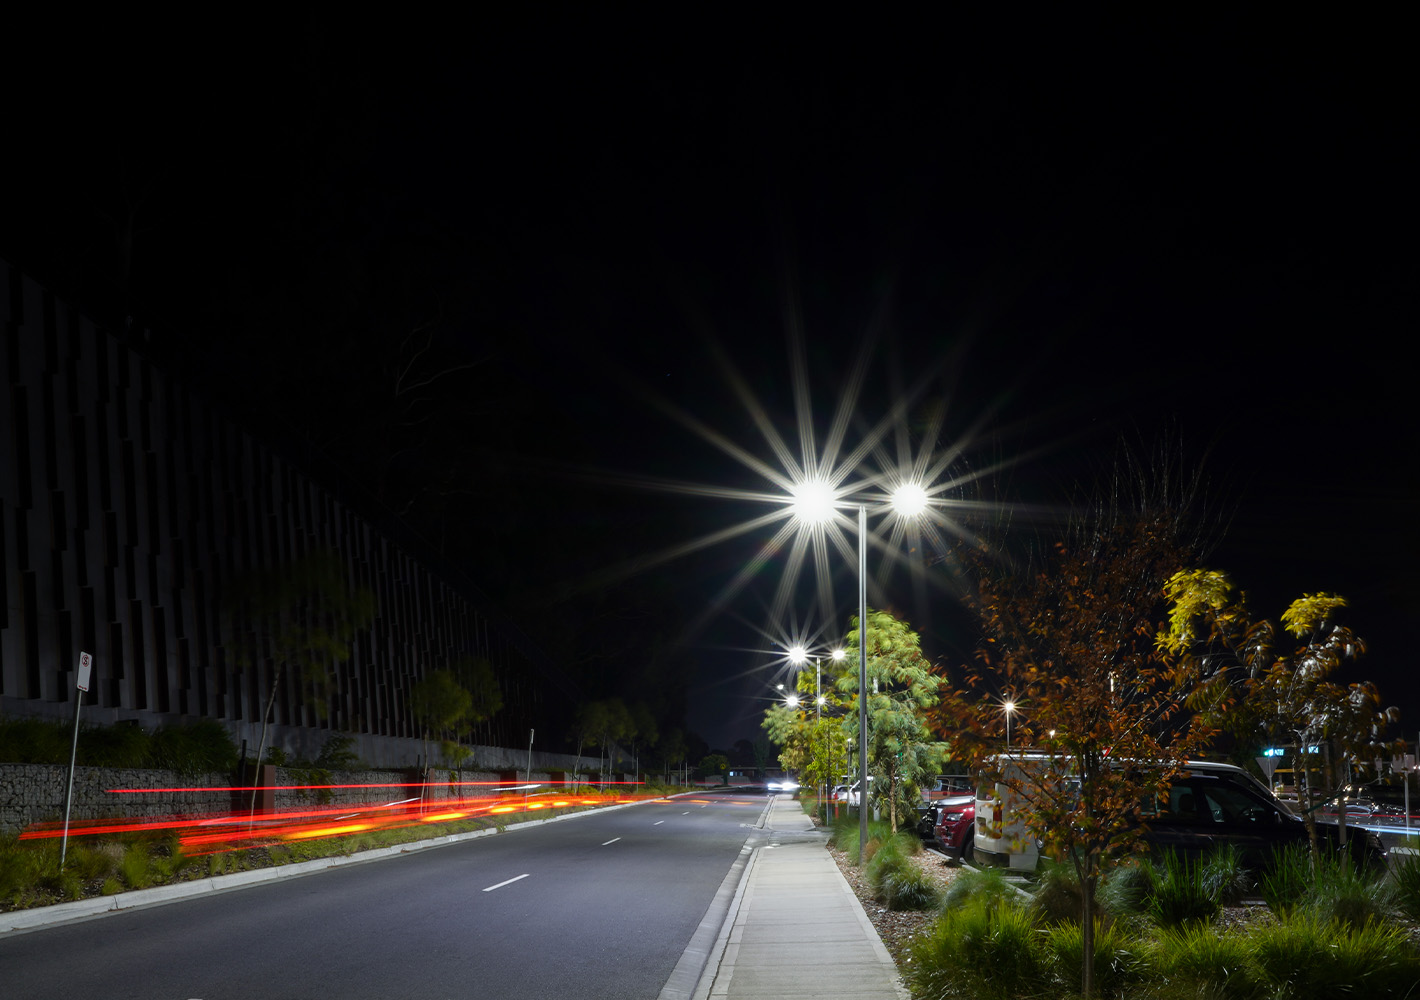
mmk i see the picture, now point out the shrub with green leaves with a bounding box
[1388,849,1420,922]
[147,720,239,774]
[1097,860,1152,918]
[1308,848,1397,930]
[1249,911,1420,999]
[1029,858,1088,925]
[882,863,939,911]
[0,718,73,764]
[1200,841,1252,905]
[864,833,909,888]
[1044,919,1147,997]
[1146,922,1262,1000]
[906,895,1045,1000]
[1259,843,1312,915]
[827,813,891,859]
[1148,850,1219,927]
[941,863,1019,914]
[119,842,152,889]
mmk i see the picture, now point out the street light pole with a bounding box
[857,503,869,863]
[786,480,929,864]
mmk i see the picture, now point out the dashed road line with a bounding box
[481,874,530,892]
[602,837,621,846]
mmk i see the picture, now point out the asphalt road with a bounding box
[0,791,769,999]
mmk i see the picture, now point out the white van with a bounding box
[973,753,1064,870]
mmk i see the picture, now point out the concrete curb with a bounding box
[1,793,669,935]
[658,795,772,1000]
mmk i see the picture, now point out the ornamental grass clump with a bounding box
[906,893,1046,1000]
[1248,911,1420,1000]
[1147,849,1219,927]
[1145,922,1263,1000]
[1389,849,1420,922]
[1200,841,1252,905]
[940,863,1018,914]
[1044,918,1148,997]
[1259,843,1311,915]
[863,831,936,910]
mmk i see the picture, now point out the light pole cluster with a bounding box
[787,644,846,812]
[788,479,932,862]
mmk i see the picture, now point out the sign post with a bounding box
[60,652,93,868]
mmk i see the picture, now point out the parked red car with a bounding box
[932,794,976,863]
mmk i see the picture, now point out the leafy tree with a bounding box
[224,549,376,811]
[657,727,688,783]
[409,669,473,770]
[450,655,504,744]
[762,665,850,803]
[1160,570,1400,843]
[932,500,1211,998]
[700,753,729,785]
[570,699,633,789]
[628,702,659,783]
[837,609,949,833]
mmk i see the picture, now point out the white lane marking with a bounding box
[602,837,621,846]
[683,811,691,815]
[654,820,665,825]
[481,874,530,892]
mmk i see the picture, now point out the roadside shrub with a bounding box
[865,832,914,893]
[941,863,1018,913]
[1148,850,1218,927]
[65,842,117,882]
[119,843,152,889]
[0,717,72,764]
[148,720,239,774]
[315,733,362,770]
[1308,848,1397,931]
[1388,850,1420,922]
[1200,842,1252,905]
[906,895,1045,1000]
[0,837,51,904]
[828,814,892,860]
[882,863,939,911]
[1044,918,1148,997]
[1097,860,1152,919]
[1029,859,1087,925]
[1259,843,1312,915]
[1249,911,1420,999]
[1146,922,1262,1000]
[80,722,151,768]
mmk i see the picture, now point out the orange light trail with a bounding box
[19,781,668,855]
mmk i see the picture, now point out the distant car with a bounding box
[932,794,976,863]
[831,784,850,802]
[767,777,800,794]
[846,777,873,806]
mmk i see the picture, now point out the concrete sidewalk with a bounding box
[690,795,907,1000]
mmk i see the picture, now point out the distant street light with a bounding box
[1004,700,1016,751]
[790,480,931,862]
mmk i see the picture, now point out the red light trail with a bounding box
[19,781,662,855]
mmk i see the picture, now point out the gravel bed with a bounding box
[827,841,963,964]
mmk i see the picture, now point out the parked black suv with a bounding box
[1141,762,1385,870]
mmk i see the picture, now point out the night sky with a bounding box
[4,11,1416,755]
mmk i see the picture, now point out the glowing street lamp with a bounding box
[1004,700,1016,751]
[789,480,931,861]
